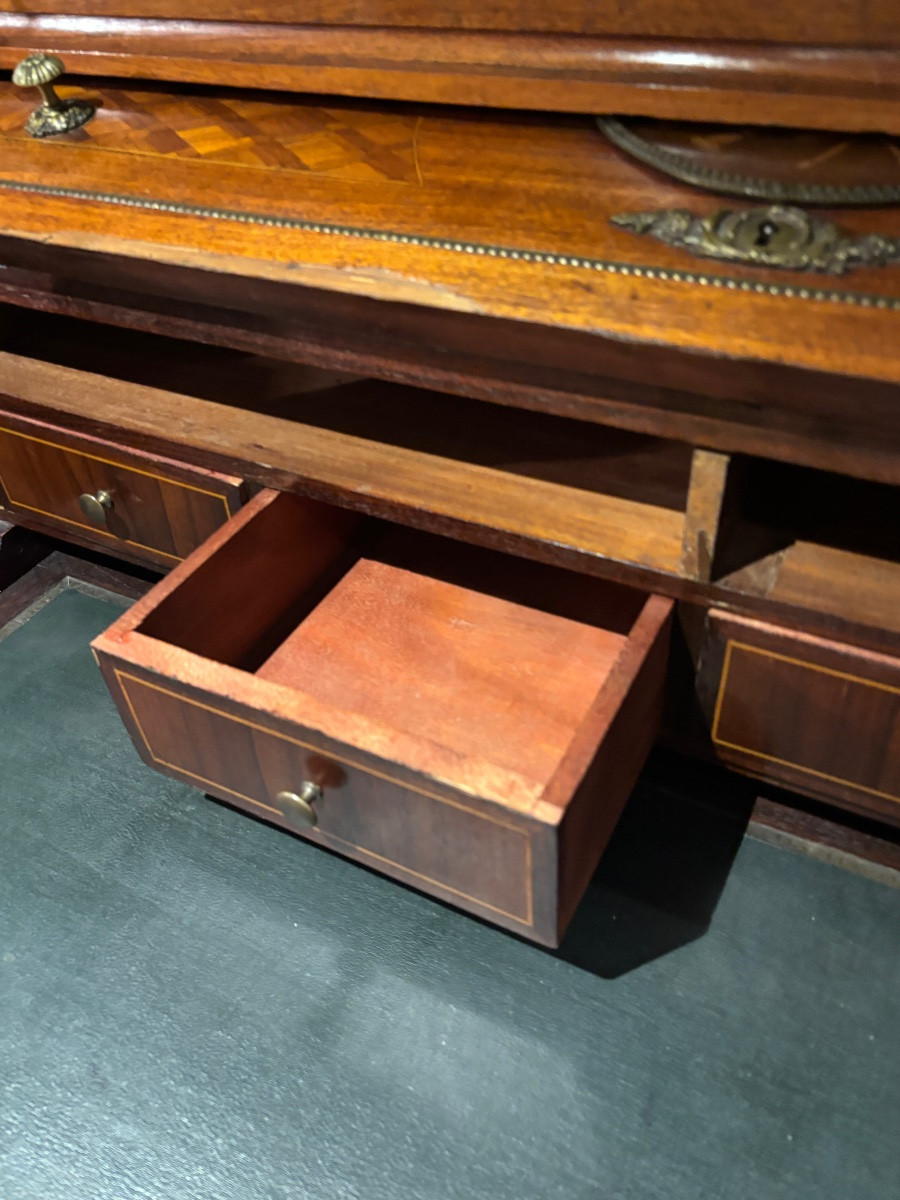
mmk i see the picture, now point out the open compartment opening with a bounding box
[0,307,694,554]
[135,490,650,794]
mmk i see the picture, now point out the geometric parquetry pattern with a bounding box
[0,84,422,183]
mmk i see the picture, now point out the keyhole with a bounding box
[754,220,778,248]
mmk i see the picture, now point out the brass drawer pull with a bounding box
[276,783,322,829]
[78,489,114,525]
[12,53,95,139]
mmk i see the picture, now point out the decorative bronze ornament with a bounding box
[12,53,95,138]
[610,205,900,276]
[598,117,900,207]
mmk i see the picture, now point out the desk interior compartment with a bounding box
[92,488,672,945]
[0,307,695,575]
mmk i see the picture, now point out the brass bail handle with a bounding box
[12,53,95,139]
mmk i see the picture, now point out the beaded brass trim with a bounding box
[1,175,899,311]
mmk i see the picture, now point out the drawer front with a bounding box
[108,666,536,932]
[0,416,243,565]
[704,613,900,821]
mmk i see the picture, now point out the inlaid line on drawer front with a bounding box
[0,424,234,561]
[711,640,900,803]
[113,669,535,925]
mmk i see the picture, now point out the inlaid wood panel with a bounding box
[0,85,422,183]
[702,612,900,822]
[0,411,244,566]
[1,88,899,389]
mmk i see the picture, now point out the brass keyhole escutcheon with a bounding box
[754,220,778,248]
[78,489,114,526]
[729,208,808,259]
[12,53,96,139]
[276,783,323,829]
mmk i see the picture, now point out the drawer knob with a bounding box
[276,783,322,829]
[12,53,96,139]
[78,489,114,525]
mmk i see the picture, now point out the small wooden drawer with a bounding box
[702,612,900,822]
[92,489,672,945]
[0,411,245,567]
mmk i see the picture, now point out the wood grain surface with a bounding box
[1,21,897,131]
[0,86,899,387]
[1,247,897,491]
[257,556,627,792]
[1,345,896,653]
[0,408,245,566]
[700,612,900,823]
[4,0,896,44]
[0,84,424,182]
[0,351,690,575]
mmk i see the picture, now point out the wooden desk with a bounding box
[0,75,896,939]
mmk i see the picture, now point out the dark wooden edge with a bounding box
[0,538,156,631]
[0,25,897,132]
[749,794,900,877]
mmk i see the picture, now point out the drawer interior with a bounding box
[134,490,650,801]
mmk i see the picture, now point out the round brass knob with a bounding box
[78,489,114,525]
[12,53,95,139]
[276,783,322,829]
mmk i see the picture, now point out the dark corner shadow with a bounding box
[554,748,756,980]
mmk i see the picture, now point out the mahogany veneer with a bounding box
[1,85,898,391]
[93,488,672,945]
[700,612,900,823]
[0,408,245,567]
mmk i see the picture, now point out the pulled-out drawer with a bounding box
[0,411,245,567]
[93,489,672,945]
[702,612,900,823]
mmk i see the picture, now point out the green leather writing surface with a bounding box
[1,588,898,1200]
